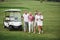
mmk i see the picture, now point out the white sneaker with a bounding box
[33,32,35,34]
[38,32,41,34]
[41,31,43,33]
[28,32,30,33]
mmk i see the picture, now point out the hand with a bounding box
[37,19,38,21]
[41,19,43,21]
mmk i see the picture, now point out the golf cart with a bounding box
[4,9,23,31]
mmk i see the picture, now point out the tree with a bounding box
[40,0,43,3]
[0,0,4,2]
[35,0,44,3]
[35,0,60,2]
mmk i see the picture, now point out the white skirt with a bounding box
[37,21,43,26]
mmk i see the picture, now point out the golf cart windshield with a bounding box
[9,12,21,22]
[5,9,21,22]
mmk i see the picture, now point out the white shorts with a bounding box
[37,21,43,26]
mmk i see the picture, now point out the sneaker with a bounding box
[33,32,35,34]
[28,32,30,33]
[38,32,41,34]
[41,31,43,33]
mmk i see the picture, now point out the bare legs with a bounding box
[34,25,43,34]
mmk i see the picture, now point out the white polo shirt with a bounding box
[23,13,29,22]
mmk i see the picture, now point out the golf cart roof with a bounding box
[5,9,21,12]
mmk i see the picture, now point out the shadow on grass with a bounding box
[0,33,59,40]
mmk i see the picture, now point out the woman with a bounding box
[28,12,34,33]
[36,12,43,34]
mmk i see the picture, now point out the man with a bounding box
[37,12,43,34]
[28,12,34,33]
[23,10,29,32]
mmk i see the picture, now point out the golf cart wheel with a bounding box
[9,25,13,31]
[4,26,6,28]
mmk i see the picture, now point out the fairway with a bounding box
[0,0,60,40]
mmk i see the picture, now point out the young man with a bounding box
[37,12,43,34]
[23,10,29,32]
[28,12,34,33]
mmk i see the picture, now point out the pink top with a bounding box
[28,15,34,22]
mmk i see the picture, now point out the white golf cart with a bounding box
[4,9,23,31]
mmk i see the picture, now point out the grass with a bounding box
[0,0,60,40]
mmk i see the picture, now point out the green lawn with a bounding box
[0,0,60,40]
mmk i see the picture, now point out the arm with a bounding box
[21,16,24,18]
[41,19,43,21]
[40,15,43,21]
